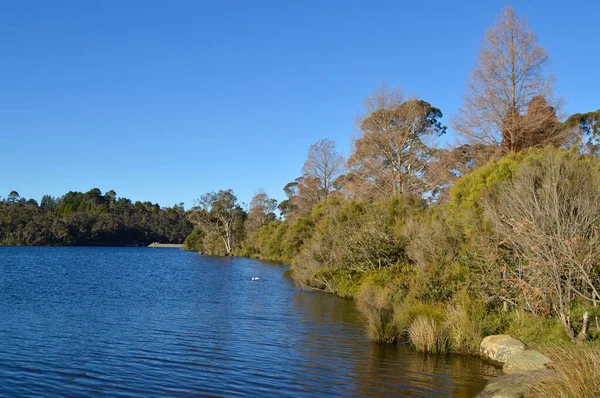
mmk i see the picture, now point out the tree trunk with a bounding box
[559,312,575,341]
[576,311,589,341]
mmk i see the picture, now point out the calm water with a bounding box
[0,247,497,397]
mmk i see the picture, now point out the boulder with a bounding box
[476,370,557,398]
[480,335,525,364]
[503,350,551,374]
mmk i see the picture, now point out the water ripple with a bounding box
[0,247,497,397]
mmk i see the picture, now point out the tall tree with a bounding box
[7,191,20,205]
[245,189,277,234]
[188,190,245,255]
[302,139,345,200]
[347,84,446,200]
[453,6,560,152]
[40,195,58,209]
[277,181,299,220]
[563,109,600,156]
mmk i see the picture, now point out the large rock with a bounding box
[503,350,551,374]
[480,335,525,364]
[476,370,557,398]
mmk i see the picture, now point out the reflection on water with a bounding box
[291,287,498,397]
[0,247,497,397]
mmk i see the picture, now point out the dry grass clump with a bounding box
[356,282,397,343]
[408,316,448,354]
[444,292,484,354]
[530,344,600,397]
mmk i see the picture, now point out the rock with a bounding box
[503,350,551,374]
[476,370,557,398]
[480,335,525,364]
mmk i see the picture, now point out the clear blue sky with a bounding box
[1,0,598,208]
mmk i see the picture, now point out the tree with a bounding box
[104,190,117,205]
[425,143,498,201]
[245,189,277,234]
[277,181,299,220]
[40,195,58,209]
[348,84,446,200]
[563,109,600,156]
[7,191,20,205]
[453,6,560,152]
[302,139,345,200]
[188,189,245,255]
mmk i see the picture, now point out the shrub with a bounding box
[483,148,600,340]
[183,226,204,251]
[505,311,569,347]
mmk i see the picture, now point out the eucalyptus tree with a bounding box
[188,189,245,255]
[348,83,446,200]
[563,109,600,156]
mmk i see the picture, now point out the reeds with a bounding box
[530,344,600,397]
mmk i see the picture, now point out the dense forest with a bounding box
[0,188,192,246]
[184,7,600,374]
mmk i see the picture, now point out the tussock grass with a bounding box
[356,282,397,343]
[408,316,448,354]
[444,292,484,354]
[530,344,600,397]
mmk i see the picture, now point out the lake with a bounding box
[0,247,497,397]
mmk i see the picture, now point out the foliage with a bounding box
[347,84,446,200]
[505,311,569,347]
[183,226,204,251]
[563,109,600,156]
[0,189,192,246]
[245,189,277,235]
[483,148,600,339]
[188,189,246,255]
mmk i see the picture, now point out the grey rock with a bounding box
[480,335,526,364]
[476,370,557,398]
[503,350,551,374]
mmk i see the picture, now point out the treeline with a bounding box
[185,6,600,353]
[0,188,192,246]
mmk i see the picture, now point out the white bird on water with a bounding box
[251,277,260,281]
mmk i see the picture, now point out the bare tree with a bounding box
[483,150,600,340]
[348,83,446,200]
[302,138,345,200]
[425,143,500,201]
[453,6,559,152]
[245,189,277,234]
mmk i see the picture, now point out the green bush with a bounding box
[183,226,204,251]
[506,311,570,347]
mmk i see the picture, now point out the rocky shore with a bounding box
[477,335,554,398]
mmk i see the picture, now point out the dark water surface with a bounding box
[0,247,497,397]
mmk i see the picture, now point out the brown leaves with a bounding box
[453,6,560,152]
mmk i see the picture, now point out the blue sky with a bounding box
[1,0,599,208]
